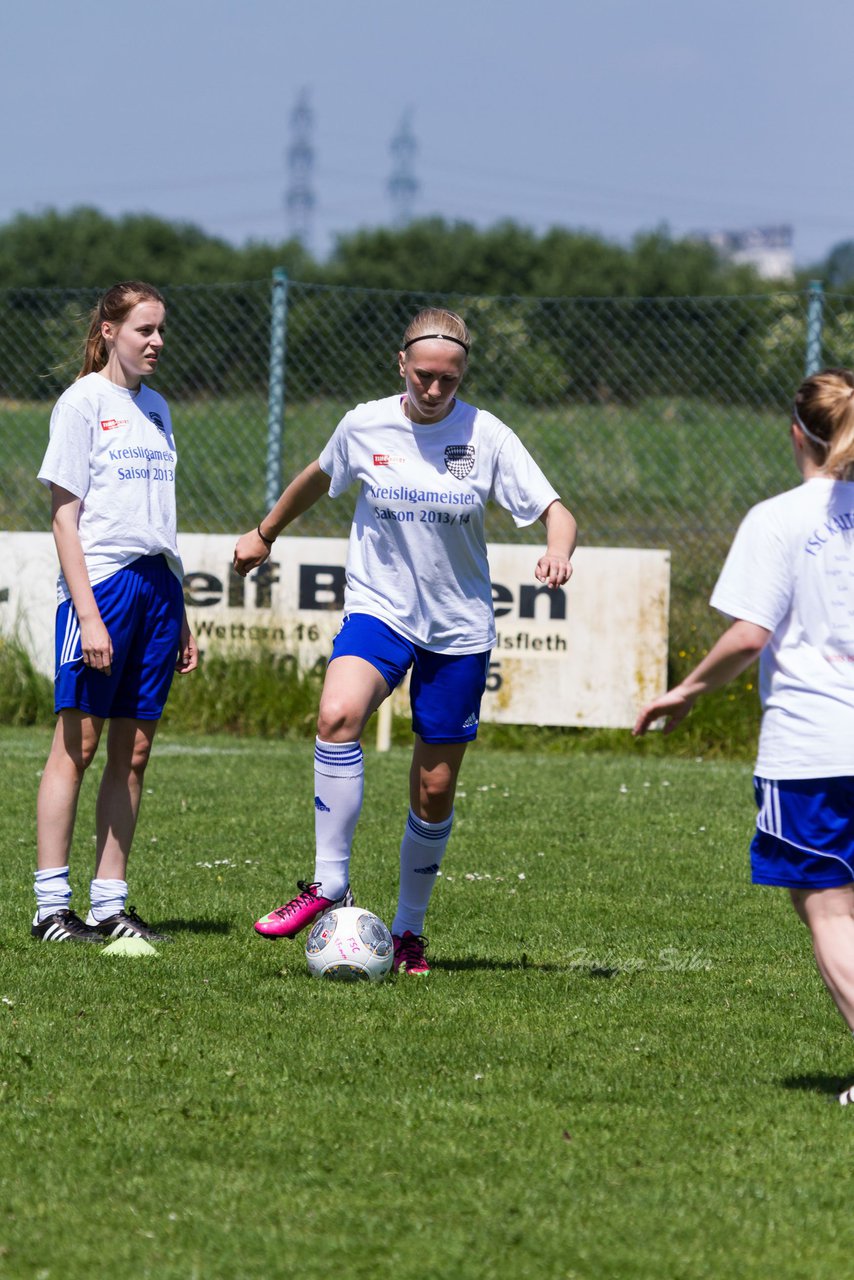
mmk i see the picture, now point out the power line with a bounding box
[285,88,315,249]
[388,109,419,228]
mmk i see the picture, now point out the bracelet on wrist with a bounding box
[257,523,275,548]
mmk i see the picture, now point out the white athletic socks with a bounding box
[87,878,128,923]
[392,808,454,937]
[34,869,129,924]
[34,865,72,921]
[313,738,364,901]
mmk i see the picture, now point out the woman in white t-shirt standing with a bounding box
[634,368,854,1104]
[234,307,576,974]
[34,281,198,944]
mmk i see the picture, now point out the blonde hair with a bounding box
[794,368,854,479]
[402,308,471,357]
[77,280,165,380]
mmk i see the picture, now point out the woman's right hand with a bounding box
[233,529,272,578]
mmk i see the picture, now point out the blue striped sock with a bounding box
[313,738,364,900]
[392,808,454,936]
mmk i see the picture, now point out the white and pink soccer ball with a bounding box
[305,906,393,982]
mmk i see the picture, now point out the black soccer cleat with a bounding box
[31,909,105,944]
[88,906,172,943]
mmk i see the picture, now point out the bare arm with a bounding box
[633,618,771,737]
[535,500,577,588]
[50,485,114,674]
[233,461,332,576]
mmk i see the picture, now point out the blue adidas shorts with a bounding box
[751,776,854,888]
[54,554,184,720]
[330,612,490,744]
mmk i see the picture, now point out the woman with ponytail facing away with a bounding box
[635,369,854,1105]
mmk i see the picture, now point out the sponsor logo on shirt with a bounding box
[373,453,406,466]
[445,445,475,478]
[100,418,128,432]
[149,411,166,435]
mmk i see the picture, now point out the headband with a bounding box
[793,402,829,450]
[403,333,470,354]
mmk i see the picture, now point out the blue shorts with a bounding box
[330,612,490,744]
[54,554,184,720]
[751,776,854,888]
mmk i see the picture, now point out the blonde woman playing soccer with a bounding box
[234,308,575,974]
[635,368,854,1105]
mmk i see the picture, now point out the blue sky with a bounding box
[1,0,851,266]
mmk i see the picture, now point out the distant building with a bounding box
[693,225,794,280]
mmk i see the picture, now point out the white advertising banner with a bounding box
[0,533,669,729]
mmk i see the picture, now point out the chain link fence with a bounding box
[3,277,851,651]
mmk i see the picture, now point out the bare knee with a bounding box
[792,885,854,937]
[317,695,364,742]
[417,764,456,820]
[104,724,156,778]
[50,716,102,778]
[422,763,454,803]
[126,738,154,775]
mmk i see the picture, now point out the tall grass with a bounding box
[161,649,324,737]
[0,636,54,725]
[0,632,762,760]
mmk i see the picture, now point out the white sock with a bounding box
[87,878,128,924]
[392,809,454,937]
[313,738,364,900]
[34,865,72,922]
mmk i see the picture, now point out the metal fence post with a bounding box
[265,268,288,510]
[805,279,824,376]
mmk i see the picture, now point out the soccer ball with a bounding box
[305,906,394,982]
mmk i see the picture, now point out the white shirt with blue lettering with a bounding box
[318,393,559,653]
[38,371,182,601]
[710,476,854,778]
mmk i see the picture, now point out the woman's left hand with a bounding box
[176,624,199,674]
[535,553,572,589]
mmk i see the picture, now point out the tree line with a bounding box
[1,207,849,409]
[0,205,794,297]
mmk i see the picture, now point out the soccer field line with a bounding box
[0,736,266,759]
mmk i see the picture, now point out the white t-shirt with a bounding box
[318,394,560,653]
[710,476,854,778]
[38,372,183,600]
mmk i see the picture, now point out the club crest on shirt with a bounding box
[444,444,475,479]
[148,411,166,435]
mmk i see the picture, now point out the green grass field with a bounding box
[1,726,852,1280]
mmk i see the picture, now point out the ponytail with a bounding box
[793,368,854,480]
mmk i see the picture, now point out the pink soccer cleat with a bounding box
[393,931,430,975]
[254,880,351,939]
